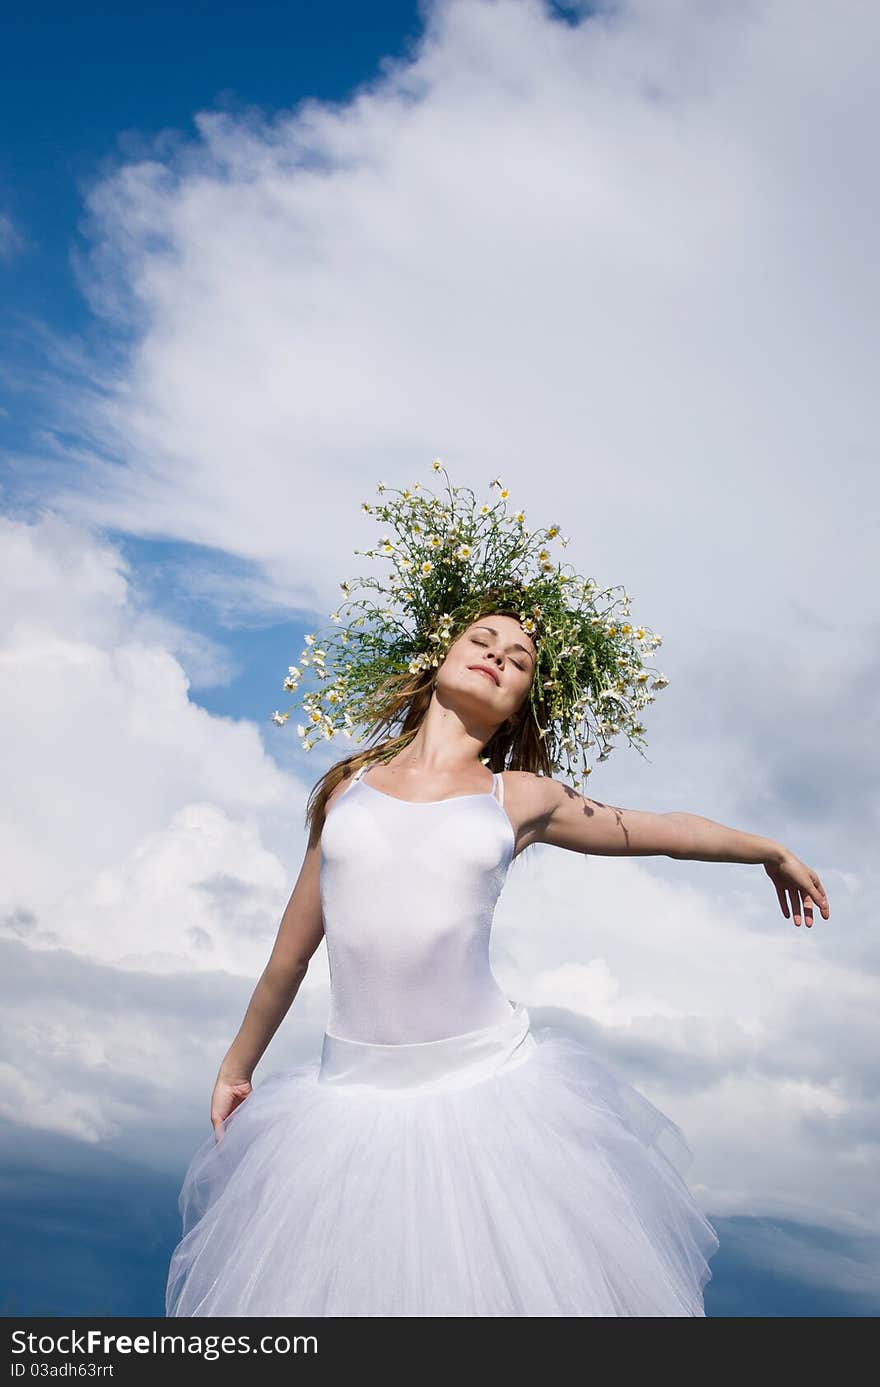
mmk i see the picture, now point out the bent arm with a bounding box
[219,837,326,1081]
[521,774,783,865]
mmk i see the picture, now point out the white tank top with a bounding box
[319,763,517,1043]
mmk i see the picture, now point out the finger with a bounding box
[775,882,789,918]
[788,889,801,926]
[812,876,830,917]
[803,893,814,928]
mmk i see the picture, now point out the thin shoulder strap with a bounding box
[493,771,505,806]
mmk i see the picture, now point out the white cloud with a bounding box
[28,0,873,634]
[0,512,301,973]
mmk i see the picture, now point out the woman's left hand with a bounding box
[763,849,830,927]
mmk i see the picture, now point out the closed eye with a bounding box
[471,638,526,672]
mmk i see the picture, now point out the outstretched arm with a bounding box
[510,773,830,928]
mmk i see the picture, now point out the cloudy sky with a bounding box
[1,0,878,1317]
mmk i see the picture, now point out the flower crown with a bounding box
[272,458,668,787]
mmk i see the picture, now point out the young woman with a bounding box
[165,608,828,1317]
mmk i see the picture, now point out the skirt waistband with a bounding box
[318,999,537,1095]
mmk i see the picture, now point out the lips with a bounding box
[468,665,500,686]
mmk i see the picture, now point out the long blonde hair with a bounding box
[304,603,550,846]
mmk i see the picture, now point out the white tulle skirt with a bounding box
[166,1001,719,1317]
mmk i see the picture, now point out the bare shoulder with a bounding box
[498,770,569,855]
[499,769,562,813]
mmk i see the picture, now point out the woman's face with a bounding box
[435,614,537,731]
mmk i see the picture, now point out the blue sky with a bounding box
[1,2,425,343]
[2,0,878,1319]
[1,2,428,751]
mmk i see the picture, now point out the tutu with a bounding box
[166,765,720,1317]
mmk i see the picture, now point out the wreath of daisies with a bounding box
[272,458,668,787]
